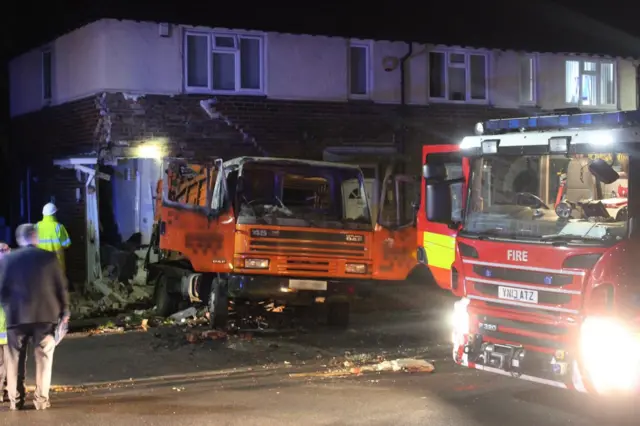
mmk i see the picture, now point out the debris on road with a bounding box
[185,329,228,344]
[170,307,198,322]
[350,358,435,374]
[290,358,435,379]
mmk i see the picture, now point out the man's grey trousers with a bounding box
[5,324,56,407]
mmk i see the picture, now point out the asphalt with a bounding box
[4,284,638,425]
[3,359,639,425]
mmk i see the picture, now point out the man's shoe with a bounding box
[34,401,51,410]
[9,402,24,411]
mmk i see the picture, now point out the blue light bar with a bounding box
[483,110,640,134]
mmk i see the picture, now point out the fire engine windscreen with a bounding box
[464,153,629,242]
[237,163,371,230]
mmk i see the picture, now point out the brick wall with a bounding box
[10,97,101,285]
[10,91,530,284]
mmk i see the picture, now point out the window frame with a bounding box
[564,57,617,109]
[428,49,490,104]
[183,29,265,95]
[348,40,373,99]
[42,48,52,104]
[518,54,537,106]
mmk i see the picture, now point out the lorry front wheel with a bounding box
[155,275,179,317]
[209,278,229,330]
[327,302,350,328]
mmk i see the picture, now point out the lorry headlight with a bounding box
[580,316,640,393]
[451,297,470,345]
[345,263,367,274]
[244,258,269,269]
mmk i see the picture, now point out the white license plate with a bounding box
[498,286,538,304]
[289,279,328,291]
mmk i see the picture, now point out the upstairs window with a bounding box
[185,31,263,93]
[519,55,537,104]
[349,42,371,97]
[42,49,52,102]
[429,51,488,102]
[565,59,616,107]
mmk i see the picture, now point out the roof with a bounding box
[5,1,640,59]
[223,156,362,171]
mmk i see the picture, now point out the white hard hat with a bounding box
[42,203,57,216]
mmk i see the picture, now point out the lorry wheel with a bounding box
[327,302,350,328]
[209,278,229,330]
[155,275,178,317]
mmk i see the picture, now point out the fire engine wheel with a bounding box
[155,275,179,317]
[326,302,350,328]
[208,279,229,330]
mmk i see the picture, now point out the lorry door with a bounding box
[158,158,235,273]
[371,162,419,281]
[418,145,463,289]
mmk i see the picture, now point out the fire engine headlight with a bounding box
[244,258,269,269]
[345,263,367,274]
[580,316,640,393]
[451,297,470,345]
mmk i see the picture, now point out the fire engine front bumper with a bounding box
[450,299,640,394]
[452,333,585,391]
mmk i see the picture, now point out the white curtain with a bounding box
[565,61,580,104]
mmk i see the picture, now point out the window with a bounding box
[166,162,216,208]
[185,32,263,93]
[565,59,616,107]
[429,51,488,102]
[349,43,371,97]
[42,49,52,102]
[519,55,536,104]
[425,153,463,224]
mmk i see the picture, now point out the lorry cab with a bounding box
[149,156,419,329]
[425,110,640,395]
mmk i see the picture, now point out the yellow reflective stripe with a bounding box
[423,232,455,270]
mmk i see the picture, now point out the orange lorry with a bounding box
[146,156,418,328]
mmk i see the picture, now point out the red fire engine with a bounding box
[423,110,640,394]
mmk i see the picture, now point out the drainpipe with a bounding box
[398,42,413,167]
[636,63,640,110]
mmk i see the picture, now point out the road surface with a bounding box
[3,285,636,425]
[2,356,638,425]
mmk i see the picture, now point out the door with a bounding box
[418,145,463,289]
[158,158,235,273]
[371,163,419,281]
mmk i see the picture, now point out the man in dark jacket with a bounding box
[0,224,69,410]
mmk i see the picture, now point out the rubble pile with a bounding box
[70,246,154,319]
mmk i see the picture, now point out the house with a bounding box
[8,18,639,286]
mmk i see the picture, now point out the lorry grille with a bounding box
[248,228,366,259]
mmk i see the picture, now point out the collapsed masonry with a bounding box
[69,243,154,319]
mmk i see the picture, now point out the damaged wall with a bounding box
[10,91,526,285]
[9,97,101,285]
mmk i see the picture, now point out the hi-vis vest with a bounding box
[36,215,71,272]
[0,306,6,345]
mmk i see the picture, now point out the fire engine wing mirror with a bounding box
[426,182,453,224]
[589,159,619,185]
[423,164,448,181]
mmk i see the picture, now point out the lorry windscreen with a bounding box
[237,163,371,230]
[462,153,629,243]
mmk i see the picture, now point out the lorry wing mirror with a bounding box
[589,159,619,184]
[423,164,447,180]
[426,183,452,223]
